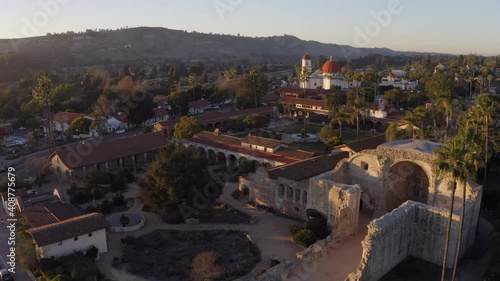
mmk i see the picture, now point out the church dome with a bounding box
[322,56,341,74]
[302,53,311,60]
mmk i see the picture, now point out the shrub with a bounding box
[306,208,323,219]
[306,217,328,239]
[112,192,126,206]
[100,199,113,214]
[73,190,92,204]
[85,246,98,260]
[191,251,226,281]
[91,187,103,200]
[292,228,317,247]
[289,225,306,236]
[50,275,72,281]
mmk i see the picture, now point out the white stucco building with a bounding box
[300,54,360,90]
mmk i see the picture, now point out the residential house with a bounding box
[143,107,169,126]
[189,99,211,115]
[42,112,94,133]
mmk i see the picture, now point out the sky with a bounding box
[1,0,499,55]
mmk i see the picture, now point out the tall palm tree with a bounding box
[434,128,483,281]
[403,110,420,139]
[350,97,367,139]
[487,74,494,91]
[472,94,500,183]
[330,106,350,138]
[298,67,311,142]
[32,72,56,150]
[188,73,197,101]
[224,68,238,112]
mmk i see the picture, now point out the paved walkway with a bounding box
[96,180,302,281]
[286,213,371,281]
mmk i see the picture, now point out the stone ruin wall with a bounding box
[347,199,479,281]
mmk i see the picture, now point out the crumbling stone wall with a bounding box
[347,199,479,281]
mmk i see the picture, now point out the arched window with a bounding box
[295,189,301,202]
[278,184,285,198]
[303,191,308,205]
[287,186,293,200]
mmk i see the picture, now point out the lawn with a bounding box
[288,142,329,155]
[271,122,324,134]
[341,128,382,143]
[119,229,261,281]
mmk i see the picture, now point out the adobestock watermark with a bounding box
[9,0,72,52]
[213,0,243,20]
[340,0,410,61]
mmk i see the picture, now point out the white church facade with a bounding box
[300,54,360,90]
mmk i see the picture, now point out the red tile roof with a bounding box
[322,58,341,74]
[51,132,168,169]
[50,112,86,124]
[268,151,349,181]
[280,97,326,108]
[189,99,210,108]
[242,134,283,149]
[153,108,168,118]
[27,212,110,247]
[22,202,85,228]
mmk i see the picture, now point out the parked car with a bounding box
[115,129,126,134]
[0,269,14,281]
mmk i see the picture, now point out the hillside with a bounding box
[0,27,431,81]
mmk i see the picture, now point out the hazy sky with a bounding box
[1,0,499,55]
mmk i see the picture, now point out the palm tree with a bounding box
[472,94,500,183]
[188,73,197,101]
[403,110,420,139]
[32,72,56,150]
[330,107,350,138]
[487,74,494,91]
[434,128,483,281]
[249,67,259,109]
[224,68,238,112]
[350,97,367,139]
[298,67,311,142]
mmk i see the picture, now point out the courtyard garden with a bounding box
[118,229,261,281]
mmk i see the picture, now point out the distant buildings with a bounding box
[380,74,418,91]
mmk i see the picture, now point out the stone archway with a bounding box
[386,161,430,212]
[198,147,207,159]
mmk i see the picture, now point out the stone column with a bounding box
[119,158,123,169]
[82,166,87,177]
[105,161,109,172]
[144,152,148,162]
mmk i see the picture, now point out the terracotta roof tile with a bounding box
[51,132,168,169]
[242,134,282,149]
[189,100,211,108]
[22,202,85,228]
[268,151,349,181]
[280,97,326,108]
[28,213,110,247]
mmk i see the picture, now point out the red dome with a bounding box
[302,54,311,60]
[322,57,341,74]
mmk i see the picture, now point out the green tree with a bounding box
[243,114,270,129]
[137,144,210,218]
[209,90,229,105]
[384,88,403,107]
[434,128,483,281]
[236,68,268,109]
[350,97,367,139]
[223,68,238,112]
[174,116,203,139]
[127,91,155,125]
[319,126,337,143]
[69,117,92,134]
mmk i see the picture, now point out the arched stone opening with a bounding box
[206,123,214,131]
[198,147,207,159]
[214,122,222,128]
[386,161,430,212]
[375,122,384,132]
[228,154,238,171]
[217,152,226,164]
[208,149,217,164]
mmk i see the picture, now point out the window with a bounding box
[303,191,308,205]
[74,237,78,241]
[295,189,301,202]
[278,185,285,198]
[287,186,294,201]
[58,241,62,246]
[88,232,93,237]
[361,161,369,170]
